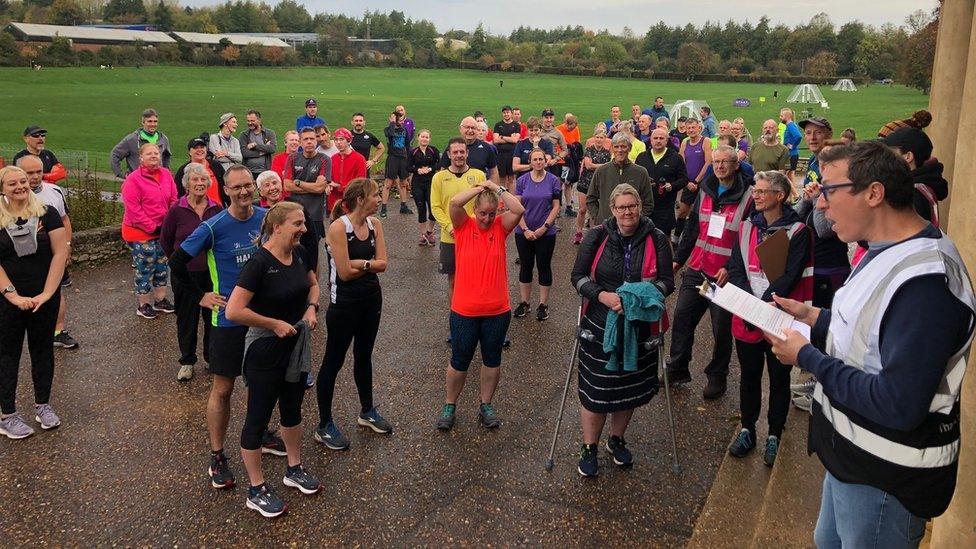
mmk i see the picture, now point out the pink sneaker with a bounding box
[419,236,429,246]
[425,231,437,246]
[573,231,583,245]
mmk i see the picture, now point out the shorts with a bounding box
[385,155,410,180]
[789,156,799,171]
[438,242,456,275]
[449,311,512,371]
[497,151,515,177]
[208,325,248,378]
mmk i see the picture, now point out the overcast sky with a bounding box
[184,0,938,35]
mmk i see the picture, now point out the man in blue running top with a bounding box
[168,164,282,491]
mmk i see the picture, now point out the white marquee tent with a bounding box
[668,99,710,121]
[832,78,857,92]
[787,84,826,104]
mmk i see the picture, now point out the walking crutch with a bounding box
[545,303,583,471]
[655,318,681,473]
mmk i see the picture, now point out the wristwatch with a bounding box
[497,186,508,196]
[2,285,15,296]
[295,180,302,188]
[363,260,371,272]
[306,302,320,312]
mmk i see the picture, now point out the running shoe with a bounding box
[419,236,429,246]
[358,407,394,434]
[513,301,530,318]
[208,451,235,489]
[790,379,816,396]
[282,464,321,495]
[246,484,287,518]
[153,298,176,313]
[536,304,550,322]
[478,403,501,429]
[436,403,456,431]
[502,338,512,349]
[578,443,599,477]
[762,436,780,467]
[664,365,692,386]
[565,205,576,217]
[314,421,350,450]
[425,231,436,246]
[400,203,414,215]
[177,364,194,381]
[0,413,35,439]
[605,435,633,467]
[703,376,728,400]
[136,303,158,319]
[53,330,79,349]
[34,404,61,430]
[792,393,813,413]
[573,231,583,245]
[379,204,388,218]
[61,272,72,287]
[261,429,287,456]
[728,428,756,458]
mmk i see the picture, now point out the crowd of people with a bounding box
[0,95,971,548]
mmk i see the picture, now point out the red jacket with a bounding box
[328,150,367,212]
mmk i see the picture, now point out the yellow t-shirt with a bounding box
[629,138,646,163]
[430,167,486,244]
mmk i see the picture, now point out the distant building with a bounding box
[4,22,175,51]
[169,31,291,49]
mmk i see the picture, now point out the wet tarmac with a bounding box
[1,206,741,546]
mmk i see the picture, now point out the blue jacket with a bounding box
[296,115,326,131]
[784,122,802,158]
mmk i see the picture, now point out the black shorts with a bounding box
[438,242,455,275]
[789,156,799,171]
[385,155,410,180]
[497,151,515,177]
[208,325,248,378]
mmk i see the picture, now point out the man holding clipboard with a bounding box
[767,142,975,548]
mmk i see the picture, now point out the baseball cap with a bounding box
[333,127,353,142]
[882,127,933,163]
[305,98,317,107]
[218,112,235,128]
[187,137,207,149]
[501,105,512,112]
[23,125,47,136]
[799,116,832,131]
[541,108,555,117]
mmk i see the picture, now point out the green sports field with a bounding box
[0,66,928,168]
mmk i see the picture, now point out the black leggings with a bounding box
[735,339,792,438]
[240,335,304,451]
[173,271,212,366]
[317,293,382,426]
[514,233,556,286]
[0,292,60,414]
[412,178,433,223]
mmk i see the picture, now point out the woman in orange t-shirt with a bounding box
[435,180,524,432]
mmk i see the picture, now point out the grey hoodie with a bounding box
[110,129,172,178]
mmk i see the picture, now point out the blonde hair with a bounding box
[255,201,304,246]
[608,183,642,212]
[0,166,47,227]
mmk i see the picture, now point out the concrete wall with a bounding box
[931,1,976,546]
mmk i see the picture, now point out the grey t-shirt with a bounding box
[285,152,331,222]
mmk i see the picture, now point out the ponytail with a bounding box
[254,201,303,246]
[330,177,379,222]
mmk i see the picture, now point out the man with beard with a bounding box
[350,113,386,171]
[747,119,790,173]
[238,110,276,179]
[14,126,66,183]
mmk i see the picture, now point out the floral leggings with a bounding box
[130,239,169,295]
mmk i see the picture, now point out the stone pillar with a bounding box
[927,0,974,229]
[934,3,976,546]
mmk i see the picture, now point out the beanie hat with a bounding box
[877,110,932,138]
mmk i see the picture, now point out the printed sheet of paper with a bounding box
[706,213,726,238]
[701,282,810,341]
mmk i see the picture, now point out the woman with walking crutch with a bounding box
[570,183,675,477]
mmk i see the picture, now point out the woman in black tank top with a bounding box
[315,178,392,451]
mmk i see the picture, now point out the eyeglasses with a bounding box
[712,160,735,166]
[751,188,782,196]
[819,182,856,202]
[227,184,255,193]
[613,204,639,212]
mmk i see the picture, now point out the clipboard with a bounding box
[756,229,789,281]
[698,281,810,341]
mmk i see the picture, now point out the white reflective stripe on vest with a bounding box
[694,238,733,257]
[813,383,960,469]
[826,235,976,414]
[737,220,806,298]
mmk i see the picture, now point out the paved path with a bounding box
[1,206,739,546]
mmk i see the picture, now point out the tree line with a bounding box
[0,0,938,92]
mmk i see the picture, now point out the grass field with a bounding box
[0,66,929,170]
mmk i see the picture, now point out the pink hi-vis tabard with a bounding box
[585,232,669,335]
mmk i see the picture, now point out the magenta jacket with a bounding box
[121,165,178,241]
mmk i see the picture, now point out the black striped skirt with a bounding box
[577,313,659,414]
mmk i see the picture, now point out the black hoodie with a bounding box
[912,159,949,224]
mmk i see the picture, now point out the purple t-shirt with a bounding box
[683,137,706,182]
[515,171,561,236]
